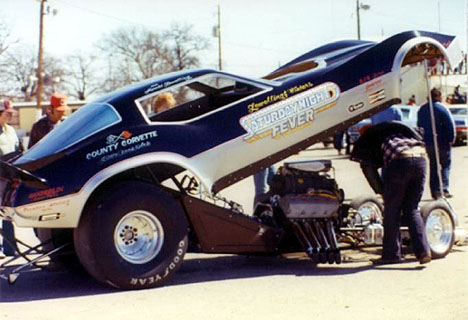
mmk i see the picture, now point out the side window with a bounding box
[137,75,264,122]
[139,87,205,117]
[400,109,410,119]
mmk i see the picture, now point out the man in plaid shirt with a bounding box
[351,121,431,265]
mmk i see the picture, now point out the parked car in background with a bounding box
[348,118,371,143]
[348,104,419,143]
[448,105,468,145]
[396,104,419,128]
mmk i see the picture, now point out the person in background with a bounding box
[332,130,351,155]
[407,95,416,105]
[417,88,455,199]
[28,93,69,148]
[333,131,345,155]
[152,92,176,114]
[0,100,20,258]
[370,105,403,125]
[253,166,275,208]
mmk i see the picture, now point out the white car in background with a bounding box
[348,104,419,143]
[448,105,468,145]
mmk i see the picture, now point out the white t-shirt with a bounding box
[0,123,19,156]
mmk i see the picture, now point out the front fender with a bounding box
[9,152,210,228]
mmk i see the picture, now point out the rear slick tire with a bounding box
[74,181,188,290]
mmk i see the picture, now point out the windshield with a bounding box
[449,108,467,115]
[16,103,121,164]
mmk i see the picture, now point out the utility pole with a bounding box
[217,4,222,70]
[437,1,441,32]
[356,0,370,40]
[356,0,361,40]
[37,0,46,110]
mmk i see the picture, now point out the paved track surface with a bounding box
[1,144,467,320]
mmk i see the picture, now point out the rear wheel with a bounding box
[74,181,188,289]
[421,201,454,259]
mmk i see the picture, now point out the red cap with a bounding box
[0,100,17,114]
[50,93,69,111]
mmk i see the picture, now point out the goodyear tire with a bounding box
[74,181,188,290]
[350,195,384,226]
[421,200,454,259]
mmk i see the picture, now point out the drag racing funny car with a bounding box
[0,31,465,289]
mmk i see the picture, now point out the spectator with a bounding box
[333,130,351,155]
[0,100,20,258]
[407,95,416,105]
[333,131,345,155]
[28,93,69,148]
[253,166,275,208]
[453,85,466,103]
[351,122,431,265]
[417,88,456,199]
[370,106,403,125]
[152,92,176,114]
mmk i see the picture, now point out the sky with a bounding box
[1,0,466,78]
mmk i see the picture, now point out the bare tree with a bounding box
[98,24,208,91]
[0,18,15,57]
[0,46,37,100]
[164,23,209,71]
[0,45,66,101]
[63,52,100,100]
[98,26,169,88]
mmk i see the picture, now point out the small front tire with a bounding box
[350,195,384,226]
[421,200,454,259]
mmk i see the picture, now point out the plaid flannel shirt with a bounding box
[381,133,423,166]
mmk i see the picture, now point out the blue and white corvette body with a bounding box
[0,31,460,229]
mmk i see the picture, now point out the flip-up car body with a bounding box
[0,31,463,289]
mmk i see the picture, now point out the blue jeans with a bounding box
[1,220,16,256]
[253,166,275,205]
[427,145,451,195]
[382,157,430,259]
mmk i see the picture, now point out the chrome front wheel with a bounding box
[421,201,454,259]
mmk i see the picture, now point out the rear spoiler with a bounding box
[0,160,49,189]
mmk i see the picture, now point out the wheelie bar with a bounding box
[0,229,70,285]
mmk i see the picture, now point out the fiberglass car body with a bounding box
[0,30,464,289]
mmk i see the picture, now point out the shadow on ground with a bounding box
[1,247,435,303]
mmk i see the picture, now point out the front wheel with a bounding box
[74,181,188,289]
[421,200,454,259]
[350,195,384,226]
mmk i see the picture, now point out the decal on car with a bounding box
[144,75,193,94]
[368,89,386,105]
[28,186,65,201]
[240,82,340,142]
[21,198,71,214]
[86,130,158,162]
[365,79,383,92]
[348,102,365,113]
[247,81,314,113]
[358,71,385,84]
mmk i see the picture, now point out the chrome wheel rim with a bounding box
[356,201,383,226]
[425,208,453,255]
[114,210,164,264]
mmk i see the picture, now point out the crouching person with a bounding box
[350,121,431,265]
